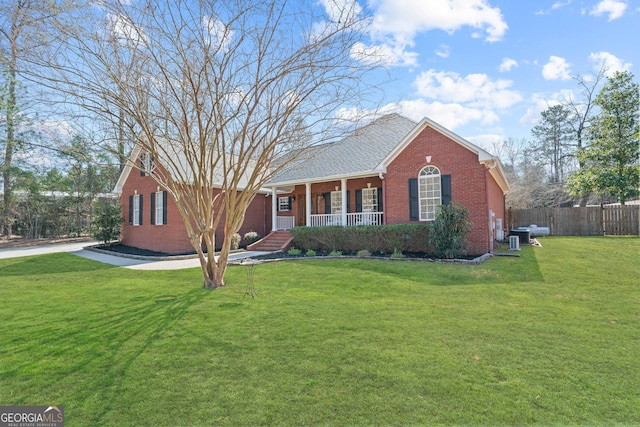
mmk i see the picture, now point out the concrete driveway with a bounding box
[0,241,271,270]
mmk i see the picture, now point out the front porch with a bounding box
[269,176,384,231]
[275,212,384,230]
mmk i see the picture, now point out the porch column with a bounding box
[271,187,277,231]
[305,182,311,227]
[341,178,347,226]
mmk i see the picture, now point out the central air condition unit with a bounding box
[509,235,520,251]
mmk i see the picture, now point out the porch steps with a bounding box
[247,230,293,252]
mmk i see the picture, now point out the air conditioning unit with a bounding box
[509,235,520,251]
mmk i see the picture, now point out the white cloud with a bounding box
[499,58,518,72]
[358,0,508,67]
[589,0,628,21]
[519,91,573,126]
[542,56,572,80]
[435,44,450,58]
[371,0,507,42]
[336,99,499,131]
[589,51,633,77]
[202,16,234,53]
[319,0,363,24]
[350,41,418,67]
[107,13,146,46]
[414,69,522,109]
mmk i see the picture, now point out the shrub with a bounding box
[91,200,122,245]
[428,202,472,259]
[230,233,242,250]
[244,231,259,244]
[287,247,302,256]
[356,249,371,257]
[390,248,405,259]
[328,250,342,257]
[289,224,431,254]
[305,249,316,257]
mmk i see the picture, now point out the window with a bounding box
[418,166,441,221]
[278,197,291,211]
[133,194,142,226]
[151,191,167,225]
[140,152,155,176]
[362,187,378,212]
[330,191,342,214]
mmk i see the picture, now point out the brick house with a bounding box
[114,114,509,255]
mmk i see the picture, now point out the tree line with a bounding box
[501,69,639,208]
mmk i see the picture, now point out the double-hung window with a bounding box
[133,194,142,226]
[362,187,378,212]
[330,191,342,214]
[278,197,291,211]
[151,191,167,225]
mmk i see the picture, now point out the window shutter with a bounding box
[346,190,350,213]
[150,192,155,225]
[355,189,362,213]
[140,158,145,176]
[128,195,133,225]
[408,178,419,221]
[287,197,293,211]
[162,191,168,224]
[138,194,143,225]
[441,175,452,206]
[323,192,331,214]
[377,187,383,212]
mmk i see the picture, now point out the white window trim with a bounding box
[278,196,290,211]
[418,166,441,221]
[362,187,378,212]
[133,194,141,226]
[331,191,342,214]
[155,191,164,225]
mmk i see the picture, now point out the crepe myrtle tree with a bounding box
[37,0,382,288]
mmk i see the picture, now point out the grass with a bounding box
[0,236,638,426]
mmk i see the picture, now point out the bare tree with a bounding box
[0,0,81,237]
[36,0,380,288]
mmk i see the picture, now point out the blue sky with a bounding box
[341,0,639,152]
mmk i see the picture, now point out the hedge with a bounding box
[289,224,432,254]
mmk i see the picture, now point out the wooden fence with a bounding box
[507,206,640,236]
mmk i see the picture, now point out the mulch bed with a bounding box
[95,243,196,257]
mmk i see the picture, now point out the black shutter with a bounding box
[138,194,143,225]
[150,192,155,225]
[441,175,452,206]
[409,178,419,221]
[377,187,383,212]
[355,189,362,213]
[323,192,331,214]
[288,196,293,211]
[162,191,168,224]
[128,195,133,225]
[346,190,350,213]
[140,158,145,176]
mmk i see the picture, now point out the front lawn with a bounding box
[0,237,638,425]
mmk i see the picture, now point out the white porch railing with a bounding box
[310,212,383,227]
[276,216,295,230]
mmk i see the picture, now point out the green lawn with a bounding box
[0,237,638,426]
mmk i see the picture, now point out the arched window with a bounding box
[419,166,441,221]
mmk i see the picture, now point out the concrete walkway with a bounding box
[0,240,271,270]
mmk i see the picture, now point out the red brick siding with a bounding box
[384,126,494,254]
[121,169,269,254]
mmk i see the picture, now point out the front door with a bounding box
[297,194,306,226]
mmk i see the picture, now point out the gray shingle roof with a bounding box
[267,114,417,185]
